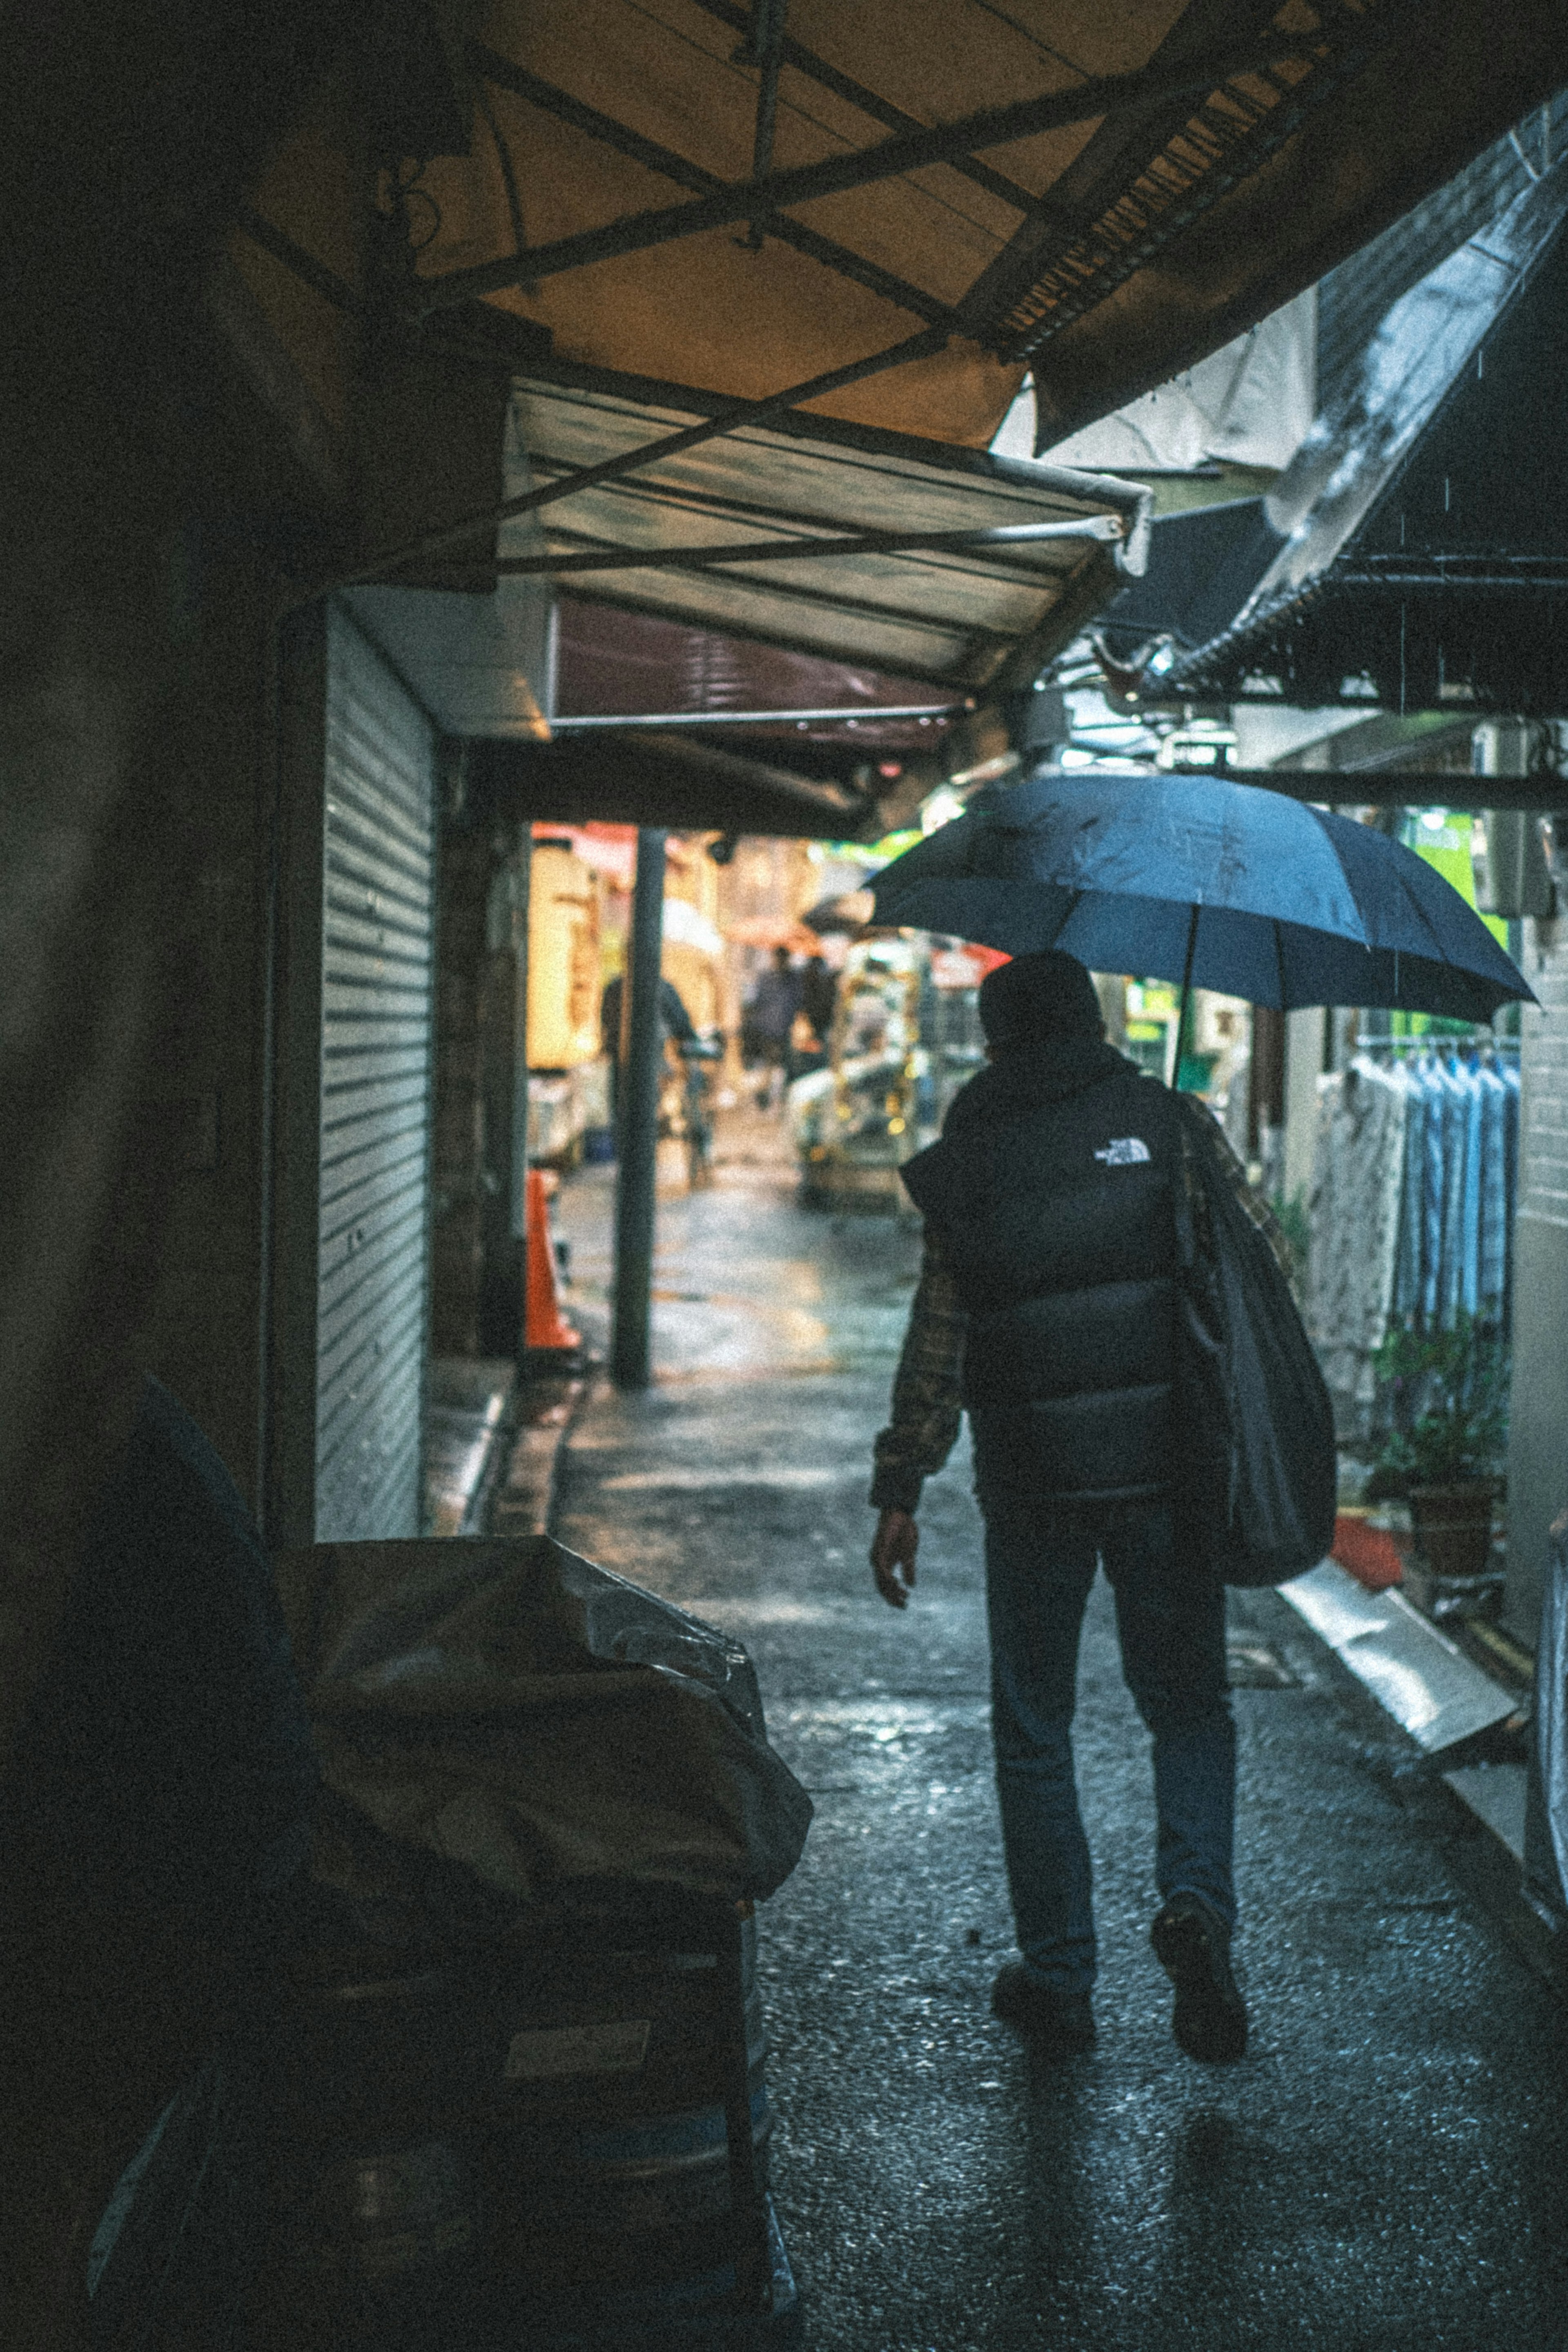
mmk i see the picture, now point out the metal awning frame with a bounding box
[321,325,950,595]
[492,513,1123,580]
[466,40,962,334]
[418,24,1327,315]
[967,7,1396,363]
[245,7,1416,406]
[548,702,968,732]
[519,470,1087,636]
[517,450,1113,568]
[683,0,1047,222]
[536,534,1029,654]
[492,357,1149,688]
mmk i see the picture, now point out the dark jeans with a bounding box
[980,1486,1235,1994]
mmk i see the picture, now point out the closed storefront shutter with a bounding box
[314,607,437,1540]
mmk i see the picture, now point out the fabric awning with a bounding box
[505,363,1150,688]
[400,0,1566,449]
[234,1,1568,526]
[552,597,964,754]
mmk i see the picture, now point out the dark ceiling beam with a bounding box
[549,702,967,731]
[491,513,1120,579]
[682,0,1046,220]
[1223,768,1568,811]
[468,44,960,327]
[468,729,873,837]
[415,27,1311,307]
[316,324,947,593]
[236,206,362,314]
[737,0,787,187]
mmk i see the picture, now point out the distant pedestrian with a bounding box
[747,947,804,1110]
[600,970,698,1060]
[601,971,698,1124]
[801,952,837,1048]
[868,951,1282,2063]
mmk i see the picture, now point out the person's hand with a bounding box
[870,1508,919,1609]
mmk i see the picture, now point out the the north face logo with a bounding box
[1094,1136,1152,1167]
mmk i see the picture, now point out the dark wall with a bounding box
[138,552,281,1512]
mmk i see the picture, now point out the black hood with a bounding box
[943,1037,1144,1134]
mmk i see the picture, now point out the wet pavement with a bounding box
[550,1117,1568,2352]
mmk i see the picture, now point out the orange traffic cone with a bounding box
[524,1167,581,1353]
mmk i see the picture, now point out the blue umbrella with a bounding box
[870,769,1532,1021]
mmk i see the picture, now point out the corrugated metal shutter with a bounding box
[315,607,436,1540]
[1505,926,1568,1642]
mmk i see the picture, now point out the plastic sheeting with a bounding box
[1178,154,1568,667]
[1283,1559,1517,1751]
[1032,290,1317,476]
[274,1536,813,1915]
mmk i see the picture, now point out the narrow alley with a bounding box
[19,21,1568,2352]
[548,1121,1568,2352]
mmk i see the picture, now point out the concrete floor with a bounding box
[551,1120,1568,2352]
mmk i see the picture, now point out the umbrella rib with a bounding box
[1176,902,1200,1085]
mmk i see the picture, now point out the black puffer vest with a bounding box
[901,1040,1180,1509]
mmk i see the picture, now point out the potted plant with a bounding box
[1367,1315,1509,1607]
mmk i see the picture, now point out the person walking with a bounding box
[601,969,699,1127]
[868,951,1283,2062]
[746,946,804,1111]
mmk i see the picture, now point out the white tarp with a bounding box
[996,290,1317,476]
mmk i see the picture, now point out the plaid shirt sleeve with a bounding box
[869,1223,967,1512]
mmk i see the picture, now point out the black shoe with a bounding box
[1151,1895,1248,2063]
[990,1963,1095,2053]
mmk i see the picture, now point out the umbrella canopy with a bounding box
[869,771,1533,1020]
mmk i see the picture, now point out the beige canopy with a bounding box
[237,0,1568,464]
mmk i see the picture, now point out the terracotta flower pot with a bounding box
[1407,1483,1497,1584]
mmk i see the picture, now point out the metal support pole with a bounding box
[612,829,667,1388]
